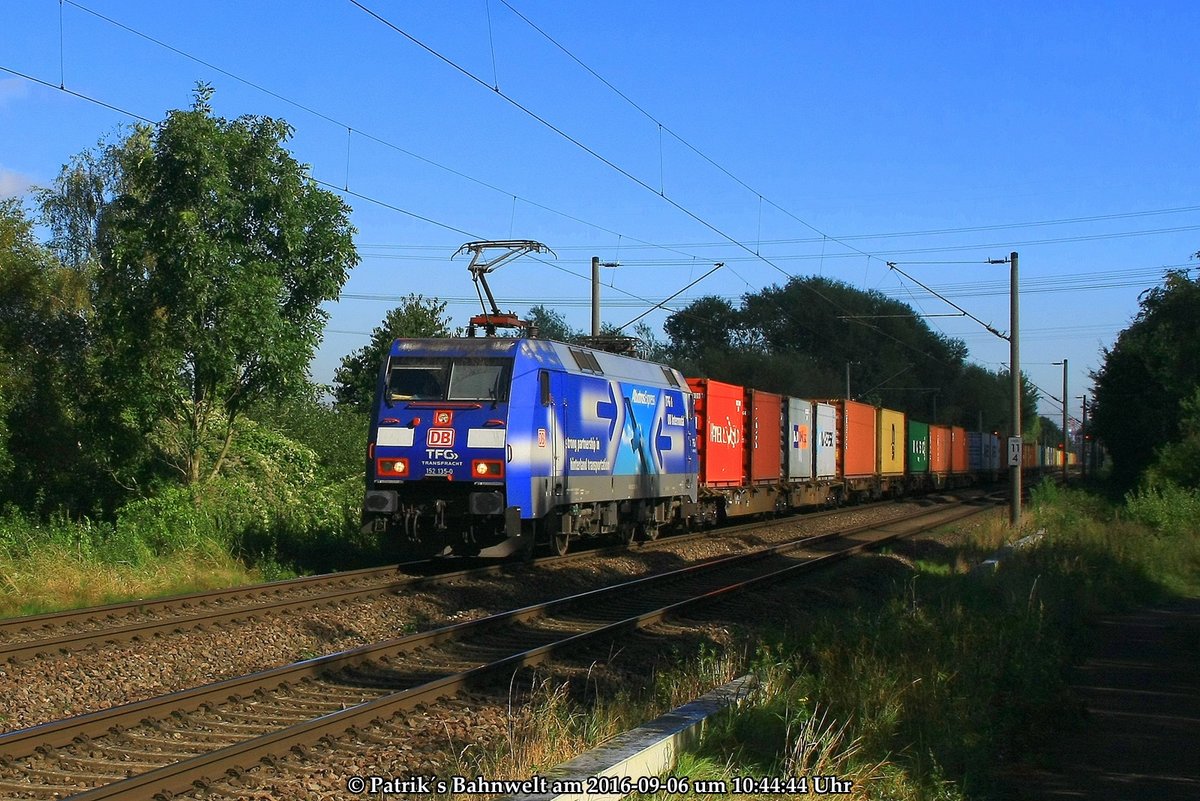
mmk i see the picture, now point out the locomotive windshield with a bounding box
[386,357,511,402]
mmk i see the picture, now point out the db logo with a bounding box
[427,428,455,447]
[434,410,453,426]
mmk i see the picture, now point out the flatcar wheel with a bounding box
[553,531,570,556]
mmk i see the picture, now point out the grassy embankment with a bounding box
[0,408,377,617]
[445,480,1200,801]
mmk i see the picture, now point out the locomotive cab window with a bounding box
[386,357,512,402]
[387,360,449,401]
[448,358,511,401]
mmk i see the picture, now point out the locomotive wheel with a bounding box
[552,531,570,556]
[640,522,659,542]
[618,522,636,546]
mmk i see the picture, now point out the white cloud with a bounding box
[0,167,36,199]
[0,77,30,108]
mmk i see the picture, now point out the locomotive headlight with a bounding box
[471,459,504,478]
[376,457,408,476]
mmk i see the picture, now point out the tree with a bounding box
[35,141,128,272]
[664,296,747,362]
[333,294,455,411]
[1091,269,1200,488]
[92,84,358,485]
[0,198,93,509]
[525,304,581,343]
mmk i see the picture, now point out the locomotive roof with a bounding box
[389,337,687,388]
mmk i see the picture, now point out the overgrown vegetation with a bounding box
[0,400,377,616]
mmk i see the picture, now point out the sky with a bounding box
[2,1,1198,430]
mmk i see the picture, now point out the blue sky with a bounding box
[3,1,1198,429]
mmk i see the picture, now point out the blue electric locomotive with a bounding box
[362,337,699,558]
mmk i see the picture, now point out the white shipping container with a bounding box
[785,397,814,481]
[815,402,838,480]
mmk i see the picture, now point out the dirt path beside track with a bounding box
[1000,597,1200,800]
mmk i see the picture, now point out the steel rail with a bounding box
[0,494,934,662]
[0,498,997,800]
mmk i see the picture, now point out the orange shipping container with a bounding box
[950,426,969,475]
[687,378,746,487]
[929,425,952,473]
[839,400,878,478]
[747,390,783,483]
[877,408,905,476]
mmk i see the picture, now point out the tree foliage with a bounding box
[1091,269,1200,488]
[0,199,94,509]
[333,294,456,411]
[663,276,1036,430]
[90,85,358,485]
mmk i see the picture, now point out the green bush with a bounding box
[1124,482,1200,539]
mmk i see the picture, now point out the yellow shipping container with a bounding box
[877,407,906,476]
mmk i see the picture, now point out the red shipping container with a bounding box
[838,399,877,479]
[950,426,970,475]
[929,425,952,473]
[747,390,782,483]
[687,378,746,487]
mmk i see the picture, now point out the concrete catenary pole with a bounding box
[1010,251,1021,528]
[1080,394,1088,480]
[591,256,601,337]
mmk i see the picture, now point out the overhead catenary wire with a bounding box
[59,0,711,268]
[58,0,1192,342]
[348,0,987,370]
[9,3,1157,389]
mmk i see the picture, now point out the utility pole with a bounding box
[1061,358,1068,485]
[1009,251,1021,528]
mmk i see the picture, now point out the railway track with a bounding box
[0,495,944,663]
[0,494,998,800]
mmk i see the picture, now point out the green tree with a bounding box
[1091,269,1200,488]
[664,295,747,362]
[35,142,126,272]
[93,84,358,485]
[333,294,455,411]
[0,198,93,509]
[1146,387,1200,488]
[525,304,581,343]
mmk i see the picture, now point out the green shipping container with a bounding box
[907,420,930,473]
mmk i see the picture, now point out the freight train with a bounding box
[361,336,1064,559]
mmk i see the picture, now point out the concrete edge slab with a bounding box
[505,675,757,801]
